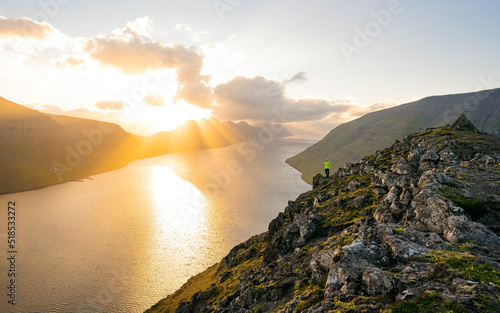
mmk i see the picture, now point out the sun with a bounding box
[124,100,212,136]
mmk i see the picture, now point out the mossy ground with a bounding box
[146,263,224,313]
[418,250,500,285]
[385,290,467,313]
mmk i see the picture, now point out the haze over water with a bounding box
[0,138,311,312]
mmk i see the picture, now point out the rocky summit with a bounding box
[146,116,500,313]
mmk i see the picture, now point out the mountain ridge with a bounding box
[286,88,500,183]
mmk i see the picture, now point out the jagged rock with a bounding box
[408,148,423,166]
[362,267,396,296]
[383,232,430,260]
[372,171,401,189]
[313,174,331,188]
[360,162,375,175]
[418,170,451,190]
[322,239,394,298]
[373,187,387,195]
[392,156,412,175]
[451,113,479,132]
[439,149,460,167]
[444,219,500,252]
[347,179,360,191]
[310,260,329,285]
[353,195,368,208]
[295,213,320,239]
[419,150,440,171]
[411,189,464,234]
[384,185,402,203]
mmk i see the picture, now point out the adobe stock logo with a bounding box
[22,0,72,37]
[213,0,245,21]
[50,123,116,182]
[340,0,404,63]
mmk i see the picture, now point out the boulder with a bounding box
[392,156,412,175]
[295,213,320,239]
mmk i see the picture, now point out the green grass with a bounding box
[146,263,224,313]
[438,191,490,220]
[386,290,466,313]
[293,283,325,313]
[422,250,500,285]
[442,181,459,188]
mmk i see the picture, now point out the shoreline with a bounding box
[1,137,314,196]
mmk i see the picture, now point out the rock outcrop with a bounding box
[146,116,500,313]
[451,113,480,132]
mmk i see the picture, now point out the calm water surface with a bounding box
[0,138,312,312]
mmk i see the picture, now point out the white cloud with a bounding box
[95,100,125,111]
[212,75,353,122]
[54,56,85,68]
[85,19,214,108]
[283,72,307,85]
[142,94,165,107]
[0,16,54,39]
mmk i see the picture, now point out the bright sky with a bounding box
[1,0,500,136]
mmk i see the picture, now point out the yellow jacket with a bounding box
[324,160,331,169]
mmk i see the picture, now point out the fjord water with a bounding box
[0,138,312,312]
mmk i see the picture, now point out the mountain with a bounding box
[145,116,500,313]
[144,118,293,156]
[145,118,264,155]
[0,98,284,194]
[0,97,145,194]
[286,88,500,183]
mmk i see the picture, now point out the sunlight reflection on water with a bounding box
[0,138,313,313]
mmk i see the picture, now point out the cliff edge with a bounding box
[146,115,500,313]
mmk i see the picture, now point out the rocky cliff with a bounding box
[286,88,500,183]
[146,115,500,313]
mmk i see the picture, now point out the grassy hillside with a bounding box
[287,88,500,183]
[0,97,145,193]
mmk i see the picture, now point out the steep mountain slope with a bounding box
[146,116,500,313]
[0,98,288,194]
[0,97,144,193]
[287,88,500,183]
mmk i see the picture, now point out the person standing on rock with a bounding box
[324,159,331,177]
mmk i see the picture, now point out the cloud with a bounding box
[211,73,399,123]
[54,56,85,68]
[95,100,125,111]
[0,16,54,39]
[142,94,165,107]
[283,72,307,85]
[212,75,352,122]
[85,19,213,108]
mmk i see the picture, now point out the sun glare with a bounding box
[124,101,212,135]
[148,165,208,233]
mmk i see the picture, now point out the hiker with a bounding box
[324,159,331,177]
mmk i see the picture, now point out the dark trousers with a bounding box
[325,169,330,177]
